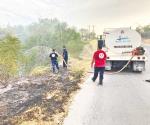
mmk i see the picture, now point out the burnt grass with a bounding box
[0,69,83,125]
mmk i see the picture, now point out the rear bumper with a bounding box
[107,55,147,61]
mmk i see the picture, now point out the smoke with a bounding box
[0,0,150,33]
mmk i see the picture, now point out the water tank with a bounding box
[104,28,141,53]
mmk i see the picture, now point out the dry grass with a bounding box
[73,39,97,73]
[5,68,84,125]
[30,66,50,76]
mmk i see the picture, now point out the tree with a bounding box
[136,25,150,39]
[0,35,22,77]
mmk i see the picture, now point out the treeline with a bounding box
[0,18,84,80]
[2,18,83,55]
[136,25,150,39]
[80,28,96,41]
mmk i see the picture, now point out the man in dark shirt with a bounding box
[62,46,68,68]
[49,49,59,73]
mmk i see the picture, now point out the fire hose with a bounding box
[57,51,135,75]
[104,47,145,74]
[56,52,68,67]
[105,55,134,75]
[87,54,135,75]
[55,47,142,75]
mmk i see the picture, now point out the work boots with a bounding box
[92,78,96,82]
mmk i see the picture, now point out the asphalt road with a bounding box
[64,45,150,125]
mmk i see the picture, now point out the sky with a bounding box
[0,0,150,34]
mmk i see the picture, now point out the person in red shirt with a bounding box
[91,36,107,85]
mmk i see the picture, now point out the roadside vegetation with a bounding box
[0,18,96,125]
[0,18,86,81]
[136,25,150,39]
[136,25,150,44]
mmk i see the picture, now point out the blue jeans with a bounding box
[92,67,105,82]
[51,60,59,73]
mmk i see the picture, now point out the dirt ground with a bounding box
[143,39,150,44]
[0,68,84,125]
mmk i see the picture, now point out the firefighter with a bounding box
[91,35,107,85]
[62,46,68,68]
[49,49,59,73]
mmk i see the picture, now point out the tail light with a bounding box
[137,57,140,59]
